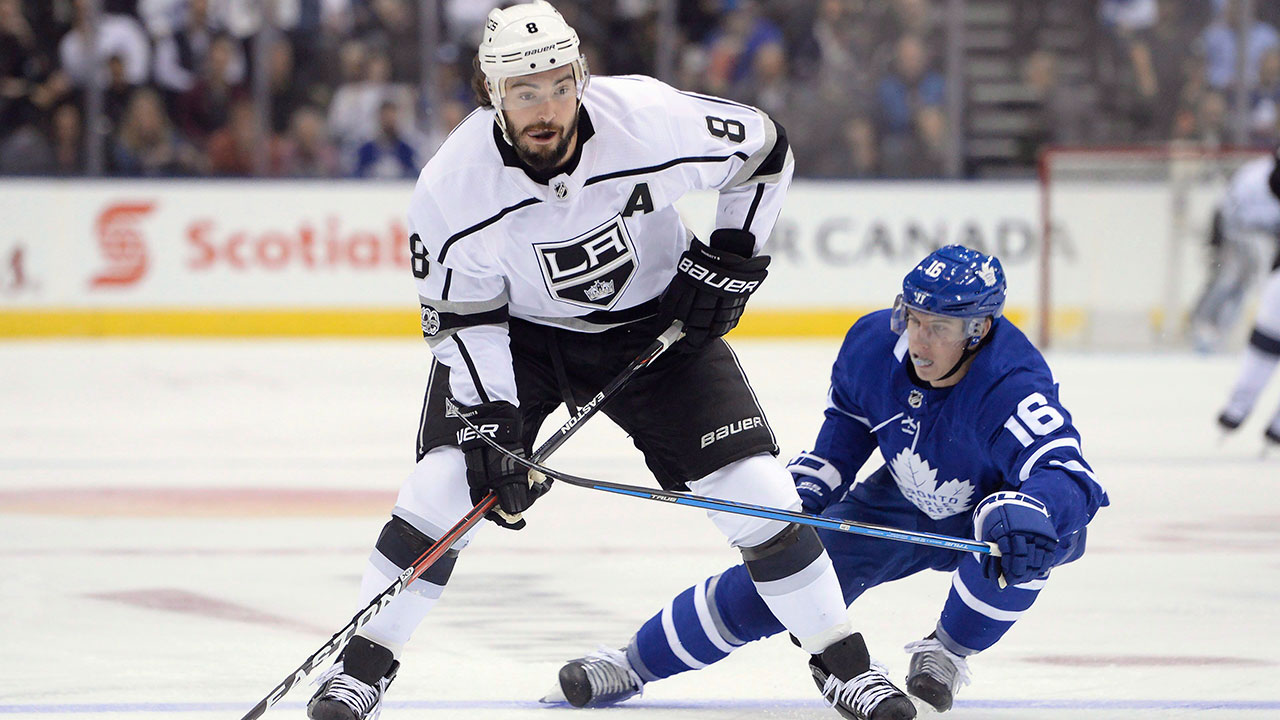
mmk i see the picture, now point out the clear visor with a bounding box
[498,64,586,111]
[891,295,983,345]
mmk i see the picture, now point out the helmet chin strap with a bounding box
[931,325,996,384]
[933,347,977,384]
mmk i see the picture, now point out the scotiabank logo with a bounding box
[187,217,409,270]
[91,202,155,287]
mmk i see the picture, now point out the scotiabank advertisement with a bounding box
[0,179,1052,313]
[0,180,415,308]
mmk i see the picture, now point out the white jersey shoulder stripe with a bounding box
[1018,437,1083,482]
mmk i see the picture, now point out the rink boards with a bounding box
[2,179,1074,338]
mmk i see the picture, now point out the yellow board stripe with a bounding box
[0,307,1045,338]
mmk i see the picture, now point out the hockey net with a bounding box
[1038,145,1271,350]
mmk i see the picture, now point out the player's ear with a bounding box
[978,317,993,340]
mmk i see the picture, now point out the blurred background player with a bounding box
[1189,147,1280,352]
[543,245,1108,716]
[305,3,913,720]
[1214,149,1280,444]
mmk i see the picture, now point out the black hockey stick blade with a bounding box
[238,495,497,720]
[239,322,682,718]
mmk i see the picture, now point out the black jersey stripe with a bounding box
[742,183,765,230]
[451,335,491,404]
[675,89,756,112]
[436,306,510,333]
[583,152,750,187]
[1250,328,1280,356]
[416,358,442,460]
[438,197,542,263]
[441,268,453,300]
[750,119,789,179]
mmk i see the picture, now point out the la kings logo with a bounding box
[534,214,636,310]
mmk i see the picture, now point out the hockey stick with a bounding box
[239,320,684,720]
[238,497,493,720]
[454,412,999,557]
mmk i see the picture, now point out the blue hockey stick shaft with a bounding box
[455,413,998,557]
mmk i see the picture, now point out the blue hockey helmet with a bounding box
[890,245,1007,348]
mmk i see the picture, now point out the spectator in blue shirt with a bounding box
[353,99,417,179]
[876,33,946,177]
[1199,0,1280,90]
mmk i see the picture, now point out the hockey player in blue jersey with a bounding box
[543,245,1109,718]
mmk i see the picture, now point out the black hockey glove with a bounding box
[660,230,770,351]
[455,400,547,530]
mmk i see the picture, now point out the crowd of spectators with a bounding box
[1,0,1278,179]
[1087,0,1280,149]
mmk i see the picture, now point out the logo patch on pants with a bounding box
[534,214,636,310]
[701,416,764,448]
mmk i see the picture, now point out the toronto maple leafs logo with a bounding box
[887,447,976,520]
[977,258,998,287]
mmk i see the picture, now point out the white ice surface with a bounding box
[1,338,1278,719]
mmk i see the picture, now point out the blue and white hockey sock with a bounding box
[934,556,1043,655]
[627,573,749,683]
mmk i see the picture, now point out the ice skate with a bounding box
[541,646,644,708]
[809,633,916,720]
[1219,410,1246,446]
[307,638,398,720]
[903,634,971,713]
[1263,425,1280,457]
[1218,410,1244,432]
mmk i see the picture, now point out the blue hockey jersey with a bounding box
[801,309,1108,542]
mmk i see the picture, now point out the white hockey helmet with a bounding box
[478,1,589,134]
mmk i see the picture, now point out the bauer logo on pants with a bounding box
[701,416,764,448]
[534,214,636,310]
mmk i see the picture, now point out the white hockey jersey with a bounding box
[407,75,794,407]
[1223,156,1280,238]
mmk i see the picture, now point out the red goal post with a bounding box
[1037,145,1270,350]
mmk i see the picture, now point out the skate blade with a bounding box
[909,694,941,715]
[539,682,569,705]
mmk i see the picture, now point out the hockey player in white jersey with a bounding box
[1190,149,1280,352]
[1214,147,1280,445]
[305,3,913,720]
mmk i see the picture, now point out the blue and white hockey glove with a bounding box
[787,452,844,515]
[973,491,1059,586]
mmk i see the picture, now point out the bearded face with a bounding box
[498,67,582,174]
[505,107,580,173]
